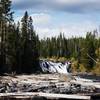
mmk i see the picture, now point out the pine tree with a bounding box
[0,0,13,73]
[21,11,39,73]
[81,32,96,70]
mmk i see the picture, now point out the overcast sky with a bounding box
[11,0,100,39]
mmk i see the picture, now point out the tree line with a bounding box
[39,32,100,71]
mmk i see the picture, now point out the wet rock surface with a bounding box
[0,74,99,94]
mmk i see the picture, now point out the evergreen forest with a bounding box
[0,0,100,75]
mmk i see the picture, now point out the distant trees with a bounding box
[39,32,100,71]
[40,33,79,59]
[40,33,70,58]
[80,32,96,70]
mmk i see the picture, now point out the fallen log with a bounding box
[0,92,91,100]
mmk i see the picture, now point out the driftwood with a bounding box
[0,92,91,100]
[0,74,99,99]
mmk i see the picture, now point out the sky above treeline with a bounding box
[11,0,100,39]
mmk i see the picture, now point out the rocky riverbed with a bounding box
[0,74,99,94]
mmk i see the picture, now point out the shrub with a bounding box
[71,61,79,73]
[79,64,87,73]
[58,57,67,62]
[92,62,100,75]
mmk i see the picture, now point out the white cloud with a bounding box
[14,13,51,25]
[35,20,98,39]
[14,16,21,23]
[12,0,99,39]
[14,14,98,39]
[31,13,51,25]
